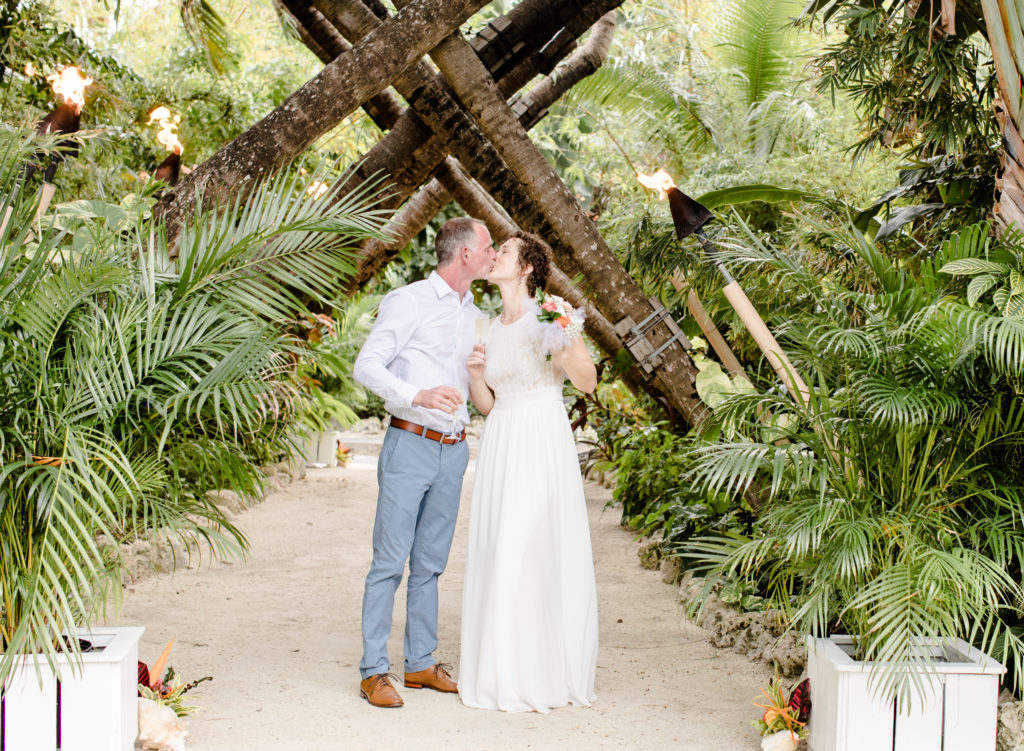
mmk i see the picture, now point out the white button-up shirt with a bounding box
[354,271,482,433]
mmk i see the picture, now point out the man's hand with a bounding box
[413,385,464,414]
[467,344,486,380]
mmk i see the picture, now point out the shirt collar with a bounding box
[428,270,473,305]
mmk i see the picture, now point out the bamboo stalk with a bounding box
[669,269,745,378]
[720,281,810,406]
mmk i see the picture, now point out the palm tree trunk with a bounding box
[343,7,617,279]
[356,177,451,282]
[321,1,616,284]
[154,0,489,239]
[321,0,622,219]
[980,0,1024,231]
[426,32,706,425]
[277,0,405,129]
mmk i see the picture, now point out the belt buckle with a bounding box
[441,429,459,445]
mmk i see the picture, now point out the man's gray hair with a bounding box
[435,217,482,267]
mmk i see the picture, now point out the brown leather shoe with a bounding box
[404,662,458,693]
[360,673,403,708]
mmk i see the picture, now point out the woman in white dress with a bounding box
[459,233,599,713]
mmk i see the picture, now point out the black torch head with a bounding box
[153,152,181,186]
[667,187,714,240]
[37,102,81,137]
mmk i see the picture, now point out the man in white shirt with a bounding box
[353,217,496,708]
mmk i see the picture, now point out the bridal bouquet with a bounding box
[533,291,586,357]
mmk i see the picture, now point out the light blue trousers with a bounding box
[359,425,469,679]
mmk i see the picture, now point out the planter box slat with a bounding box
[2,667,58,749]
[943,673,999,749]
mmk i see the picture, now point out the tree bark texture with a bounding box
[278,0,405,129]
[355,176,452,282]
[980,0,1024,233]
[345,9,617,288]
[275,0,330,61]
[427,32,705,425]
[154,0,489,237]
[487,0,623,99]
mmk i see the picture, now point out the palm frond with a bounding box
[172,166,392,321]
[560,60,716,153]
[716,0,805,107]
[180,0,237,75]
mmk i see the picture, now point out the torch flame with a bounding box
[306,180,329,199]
[46,66,92,113]
[636,169,676,199]
[147,106,184,155]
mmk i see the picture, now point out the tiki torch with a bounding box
[33,68,91,224]
[2,67,92,236]
[306,180,329,199]
[147,107,184,186]
[637,169,810,406]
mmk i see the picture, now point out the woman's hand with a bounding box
[467,344,495,415]
[467,344,486,381]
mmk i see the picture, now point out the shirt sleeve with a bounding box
[353,291,421,408]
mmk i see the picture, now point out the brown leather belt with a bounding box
[389,417,467,445]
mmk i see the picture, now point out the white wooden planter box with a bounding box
[301,430,341,467]
[1,626,144,751]
[806,634,1005,751]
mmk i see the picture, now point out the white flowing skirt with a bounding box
[459,386,598,713]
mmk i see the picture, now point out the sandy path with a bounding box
[113,447,770,750]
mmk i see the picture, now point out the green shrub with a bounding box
[0,129,389,685]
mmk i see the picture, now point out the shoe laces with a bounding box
[371,672,401,689]
[435,662,453,678]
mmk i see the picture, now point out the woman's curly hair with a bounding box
[511,231,552,297]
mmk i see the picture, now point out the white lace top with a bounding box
[483,314,565,397]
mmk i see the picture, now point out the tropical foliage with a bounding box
[803,0,999,242]
[0,127,389,684]
[14,0,1024,712]
[677,216,1024,704]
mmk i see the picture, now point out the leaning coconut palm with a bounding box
[679,216,1024,706]
[0,127,391,687]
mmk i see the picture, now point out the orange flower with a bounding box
[558,315,571,328]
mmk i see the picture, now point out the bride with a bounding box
[459,232,599,713]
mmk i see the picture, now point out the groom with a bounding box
[352,217,495,708]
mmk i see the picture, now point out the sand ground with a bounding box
[112,442,771,751]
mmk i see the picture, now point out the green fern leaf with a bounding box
[967,274,997,307]
[939,258,1006,276]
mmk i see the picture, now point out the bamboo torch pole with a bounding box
[669,268,745,377]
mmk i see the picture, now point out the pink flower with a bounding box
[558,315,571,328]
[542,301,558,312]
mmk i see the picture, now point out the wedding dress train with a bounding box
[459,313,598,713]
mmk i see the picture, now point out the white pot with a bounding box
[1,626,144,751]
[806,634,1005,751]
[301,430,341,467]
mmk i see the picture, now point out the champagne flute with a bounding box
[474,317,489,345]
[457,318,490,438]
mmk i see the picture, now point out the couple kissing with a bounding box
[353,217,598,714]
